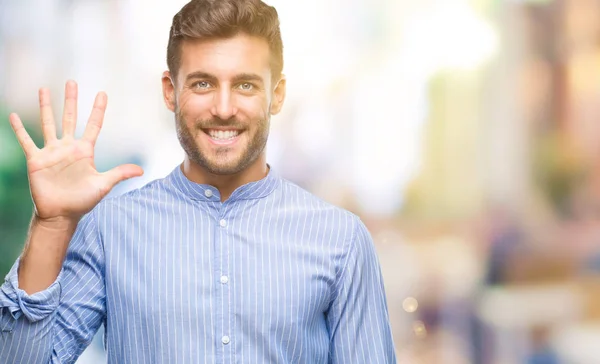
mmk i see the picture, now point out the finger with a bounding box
[82,92,107,145]
[39,88,57,144]
[101,164,144,191]
[61,80,78,138]
[9,113,39,158]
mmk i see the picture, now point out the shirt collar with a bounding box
[168,163,279,202]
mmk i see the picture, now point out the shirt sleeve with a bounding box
[326,217,397,364]
[0,209,106,364]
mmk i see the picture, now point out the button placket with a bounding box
[216,210,232,355]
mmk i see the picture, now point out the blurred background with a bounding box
[2,0,600,362]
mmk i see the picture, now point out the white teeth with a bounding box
[208,130,239,140]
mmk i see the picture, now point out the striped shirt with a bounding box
[0,165,396,363]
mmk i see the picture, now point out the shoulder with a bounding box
[93,175,175,216]
[276,177,367,240]
[278,177,355,214]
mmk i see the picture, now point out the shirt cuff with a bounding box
[0,257,62,322]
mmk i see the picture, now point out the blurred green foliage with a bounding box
[0,107,42,278]
[533,130,586,217]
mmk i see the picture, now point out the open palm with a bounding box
[9,81,143,221]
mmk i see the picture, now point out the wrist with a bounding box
[32,214,80,232]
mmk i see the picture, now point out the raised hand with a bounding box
[9,80,143,222]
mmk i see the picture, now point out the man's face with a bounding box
[165,33,285,175]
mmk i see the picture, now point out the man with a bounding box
[0,0,396,363]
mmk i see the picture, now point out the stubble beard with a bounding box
[175,108,270,175]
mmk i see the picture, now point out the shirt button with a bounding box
[219,219,227,227]
[220,275,229,284]
[222,335,230,345]
[204,189,213,198]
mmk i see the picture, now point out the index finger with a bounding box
[82,92,107,145]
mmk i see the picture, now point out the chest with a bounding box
[102,213,337,333]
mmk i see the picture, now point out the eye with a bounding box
[193,81,212,90]
[238,83,254,91]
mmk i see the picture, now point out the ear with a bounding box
[162,71,176,112]
[269,75,286,115]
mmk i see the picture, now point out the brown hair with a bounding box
[167,0,283,81]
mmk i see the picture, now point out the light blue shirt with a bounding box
[0,165,396,363]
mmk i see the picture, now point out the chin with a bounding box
[200,157,247,175]
[206,165,243,175]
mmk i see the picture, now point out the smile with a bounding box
[203,129,242,146]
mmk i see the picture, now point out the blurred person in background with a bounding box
[0,0,396,363]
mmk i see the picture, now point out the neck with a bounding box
[181,154,269,202]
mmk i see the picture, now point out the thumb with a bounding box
[101,164,144,191]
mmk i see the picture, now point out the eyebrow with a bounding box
[231,73,264,85]
[185,71,218,84]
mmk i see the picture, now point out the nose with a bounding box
[210,88,237,120]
